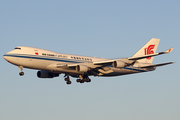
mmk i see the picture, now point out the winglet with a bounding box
[165,48,174,53]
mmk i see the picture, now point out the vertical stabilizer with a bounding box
[132,38,160,63]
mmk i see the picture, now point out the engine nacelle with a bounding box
[112,60,126,68]
[76,65,89,73]
[37,71,59,78]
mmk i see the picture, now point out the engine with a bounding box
[76,65,89,72]
[37,70,59,78]
[112,60,127,68]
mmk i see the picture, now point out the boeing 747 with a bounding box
[3,38,174,84]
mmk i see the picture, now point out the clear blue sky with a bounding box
[0,0,179,120]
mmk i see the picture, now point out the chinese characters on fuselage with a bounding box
[42,53,92,61]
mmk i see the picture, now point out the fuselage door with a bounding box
[30,50,39,61]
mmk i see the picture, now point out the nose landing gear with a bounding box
[18,66,24,76]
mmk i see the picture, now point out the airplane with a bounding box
[3,38,174,85]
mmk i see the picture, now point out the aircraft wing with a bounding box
[128,48,174,60]
[93,60,114,66]
[93,48,174,68]
[56,64,77,68]
[140,62,175,68]
[46,48,174,72]
[47,63,79,69]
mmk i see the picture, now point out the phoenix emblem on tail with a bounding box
[144,45,155,60]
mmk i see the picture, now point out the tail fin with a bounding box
[132,38,160,63]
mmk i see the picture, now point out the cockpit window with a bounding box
[14,47,21,50]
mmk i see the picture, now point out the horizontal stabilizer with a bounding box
[140,62,175,68]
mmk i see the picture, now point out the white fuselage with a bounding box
[3,46,150,77]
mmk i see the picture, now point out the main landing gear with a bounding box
[64,75,72,85]
[18,66,24,76]
[76,75,91,84]
[64,74,91,85]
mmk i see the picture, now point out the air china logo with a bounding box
[144,45,155,60]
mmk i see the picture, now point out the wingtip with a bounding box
[168,62,176,64]
[165,48,174,53]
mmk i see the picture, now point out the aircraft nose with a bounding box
[3,54,10,62]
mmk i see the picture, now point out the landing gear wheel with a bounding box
[66,81,72,85]
[18,66,24,76]
[65,77,70,81]
[80,80,84,83]
[76,79,81,83]
[19,72,24,76]
[86,79,91,82]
